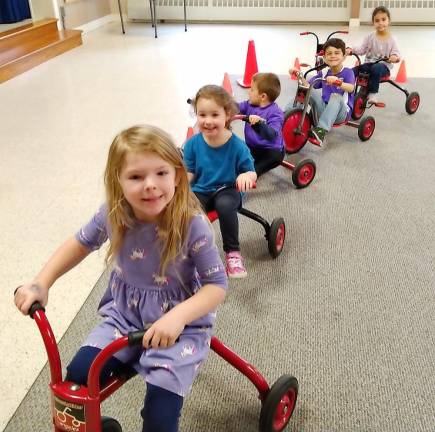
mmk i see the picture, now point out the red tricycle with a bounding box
[299,30,349,69]
[184,126,288,259]
[206,183,286,259]
[351,55,420,119]
[283,69,376,154]
[26,301,298,431]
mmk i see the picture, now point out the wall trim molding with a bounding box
[349,18,360,27]
[74,13,121,33]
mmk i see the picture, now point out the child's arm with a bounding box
[325,75,354,93]
[248,115,278,142]
[289,68,309,86]
[349,34,371,56]
[388,37,401,63]
[143,283,226,349]
[183,139,196,184]
[187,172,195,183]
[142,216,227,349]
[236,171,257,192]
[14,236,91,315]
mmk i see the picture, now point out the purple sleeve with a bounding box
[238,100,249,115]
[342,68,355,85]
[75,205,109,251]
[188,215,228,290]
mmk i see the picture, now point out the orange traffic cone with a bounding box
[222,72,234,96]
[291,57,301,80]
[395,60,407,83]
[237,40,258,88]
[185,126,194,141]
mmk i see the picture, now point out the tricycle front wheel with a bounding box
[282,109,311,154]
[102,416,122,432]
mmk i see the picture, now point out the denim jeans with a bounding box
[358,62,390,93]
[309,90,348,131]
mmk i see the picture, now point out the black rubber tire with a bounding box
[352,90,367,120]
[101,416,122,432]
[358,116,375,141]
[405,91,420,114]
[259,375,299,432]
[267,218,286,258]
[291,159,316,189]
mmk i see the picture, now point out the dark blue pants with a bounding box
[195,188,241,252]
[66,346,183,432]
[250,146,285,177]
[358,62,390,94]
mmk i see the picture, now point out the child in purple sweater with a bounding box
[238,72,285,177]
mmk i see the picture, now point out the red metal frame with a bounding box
[33,307,274,431]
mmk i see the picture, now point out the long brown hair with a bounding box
[104,125,204,275]
[191,84,238,128]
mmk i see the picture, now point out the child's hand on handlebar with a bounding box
[326,76,343,86]
[388,54,400,64]
[14,282,49,315]
[345,47,352,56]
[248,115,265,125]
[236,172,257,192]
[142,312,185,349]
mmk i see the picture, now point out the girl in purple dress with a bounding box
[14,125,228,432]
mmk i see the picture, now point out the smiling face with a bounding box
[324,45,345,70]
[373,11,390,33]
[118,151,178,222]
[195,96,230,143]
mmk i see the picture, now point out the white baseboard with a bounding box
[349,18,360,27]
[75,13,124,34]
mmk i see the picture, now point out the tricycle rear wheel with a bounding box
[291,158,316,189]
[259,375,298,432]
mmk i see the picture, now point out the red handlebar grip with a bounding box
[300,32,309,35]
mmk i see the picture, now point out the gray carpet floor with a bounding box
[5,77,435,432]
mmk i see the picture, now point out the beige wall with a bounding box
[110,0,126,15]
[60,0,111,28]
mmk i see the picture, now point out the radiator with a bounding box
[360,0,435,22]
[127,0,351,22]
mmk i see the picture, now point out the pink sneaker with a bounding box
[225,251,247,278]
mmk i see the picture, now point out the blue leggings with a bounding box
[66,346,184,432]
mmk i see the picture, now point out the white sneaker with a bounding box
[368,93,378,103]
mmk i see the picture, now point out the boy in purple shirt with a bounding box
[238,72,285,177]
[292,38,355,147]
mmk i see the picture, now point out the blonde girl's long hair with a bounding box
[104,125,204,276]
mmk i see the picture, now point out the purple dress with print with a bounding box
[75,205,228,397]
